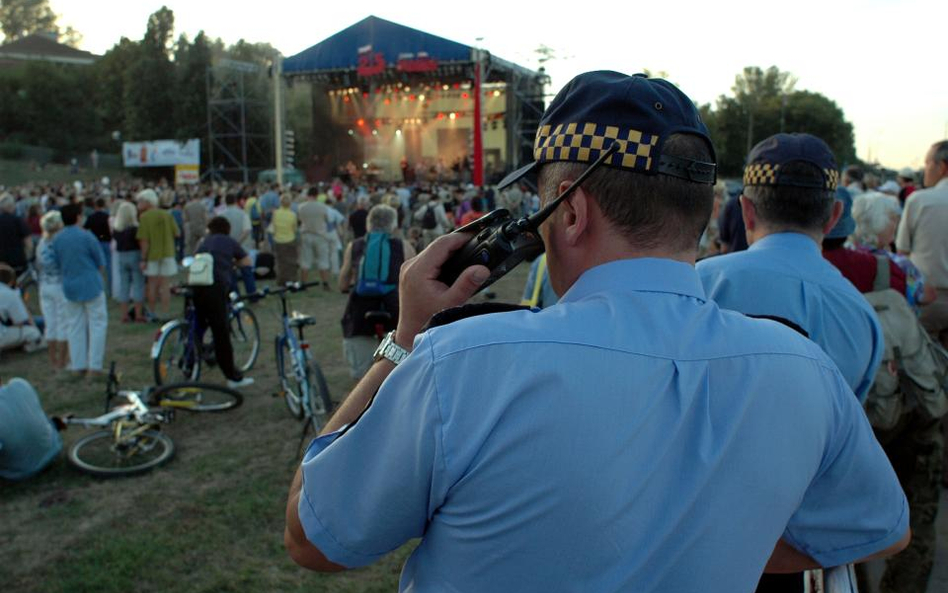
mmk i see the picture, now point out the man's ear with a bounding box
[822,199,844,236]
[557,180,590,246]
[739,195,756,232]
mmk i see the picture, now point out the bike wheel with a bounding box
[229,306,260,373]
[19,277,41,317]
[152,321,200,385]
[304,360,333,430]
[277,337,304,419]
[150,382,242,412]
[68,429,175,477]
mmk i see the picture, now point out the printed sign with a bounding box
[123,139,200,167]
[175,164,200,185]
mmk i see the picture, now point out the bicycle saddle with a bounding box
[364,311,392,325]
[289,313,316,328]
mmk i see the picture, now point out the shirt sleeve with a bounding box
[296,337,448,568]
[782,373,909,567]
[895,201,913,253]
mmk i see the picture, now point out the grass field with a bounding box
[1,265,529,593]
[0,158,127,187]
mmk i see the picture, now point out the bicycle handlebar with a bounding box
[252,281,324,299]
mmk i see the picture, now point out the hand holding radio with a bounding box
[436,141,621,291]
[394,232,490,350]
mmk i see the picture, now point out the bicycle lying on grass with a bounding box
[58,363,243,477]
[151,286,260,385]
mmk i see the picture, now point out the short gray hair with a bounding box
[933,140,948,167]
[136,188,159,208]
[852,191,901,247]
[40,210,63,236]
[367,204,397,233]
[0,193,14,213]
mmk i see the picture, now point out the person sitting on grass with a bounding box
[0,263,44,358]
[193,216,254,389]
[0,377,62,481]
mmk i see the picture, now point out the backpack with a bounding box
[187,252,214,286]
[247,198,261,223]
[254,251,275,279]
[863,255,948,430]
[355,232,398,296]
[421,204,437,229]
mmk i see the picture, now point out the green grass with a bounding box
[0,265,528,593]
[0,158,127,187]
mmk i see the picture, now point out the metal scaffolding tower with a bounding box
[205,59,272,182]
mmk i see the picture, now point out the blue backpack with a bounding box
[356,232,398,296]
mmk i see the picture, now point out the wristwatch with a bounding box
[373,331,411,366]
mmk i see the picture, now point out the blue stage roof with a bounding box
[283,16,473,75]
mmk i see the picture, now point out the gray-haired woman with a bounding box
[37,211,67,368]
[338,204,416,379]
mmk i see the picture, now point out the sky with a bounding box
[46,0,947,169]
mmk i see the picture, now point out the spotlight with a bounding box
[395,129,402,136]
[449,112,456,120]
[372,129,378,136]
[493,90,501,97]
[347,129,354,135]
[419,94,425,101]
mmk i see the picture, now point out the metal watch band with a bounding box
[374,330,410,366]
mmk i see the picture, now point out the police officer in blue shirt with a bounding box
[696,134,884,404]
[284,72,908,592]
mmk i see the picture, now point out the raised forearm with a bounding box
[320,358,397,435]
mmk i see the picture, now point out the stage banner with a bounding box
[123,139,200,167]
[174,164,200,185]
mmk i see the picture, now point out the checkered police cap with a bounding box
[498,71,716,190]
[743,133,839,191]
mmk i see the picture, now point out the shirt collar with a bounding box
[748,232,821,255]
[560,258,706,304]
[936,178,948,190]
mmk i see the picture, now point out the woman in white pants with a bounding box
[36,211,69,368]
[50,203,108,376]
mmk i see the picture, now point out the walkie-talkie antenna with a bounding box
[522,141,621,231]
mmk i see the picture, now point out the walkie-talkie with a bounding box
[437,142,620,289]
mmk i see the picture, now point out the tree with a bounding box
[174,32,211,165]
[0,0,81,47]
[123,6,175,141]
[703,66,855,177]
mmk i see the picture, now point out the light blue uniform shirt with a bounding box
[51,225,105,303]
[0,379,62,480]
[298,258,906,593]
[697,232,884,402]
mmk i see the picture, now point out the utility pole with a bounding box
[273,56,284,188]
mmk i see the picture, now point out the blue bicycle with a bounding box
[266,281,333,432]
[151,287,260,385]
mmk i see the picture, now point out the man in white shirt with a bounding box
[897,140,948,346]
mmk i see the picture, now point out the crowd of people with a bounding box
[2,72,948,593]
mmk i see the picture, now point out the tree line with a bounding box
[0,2,858,179]
[0,5,278,170]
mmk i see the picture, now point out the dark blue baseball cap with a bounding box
[497,70,716,190]
[743,133,840,191]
